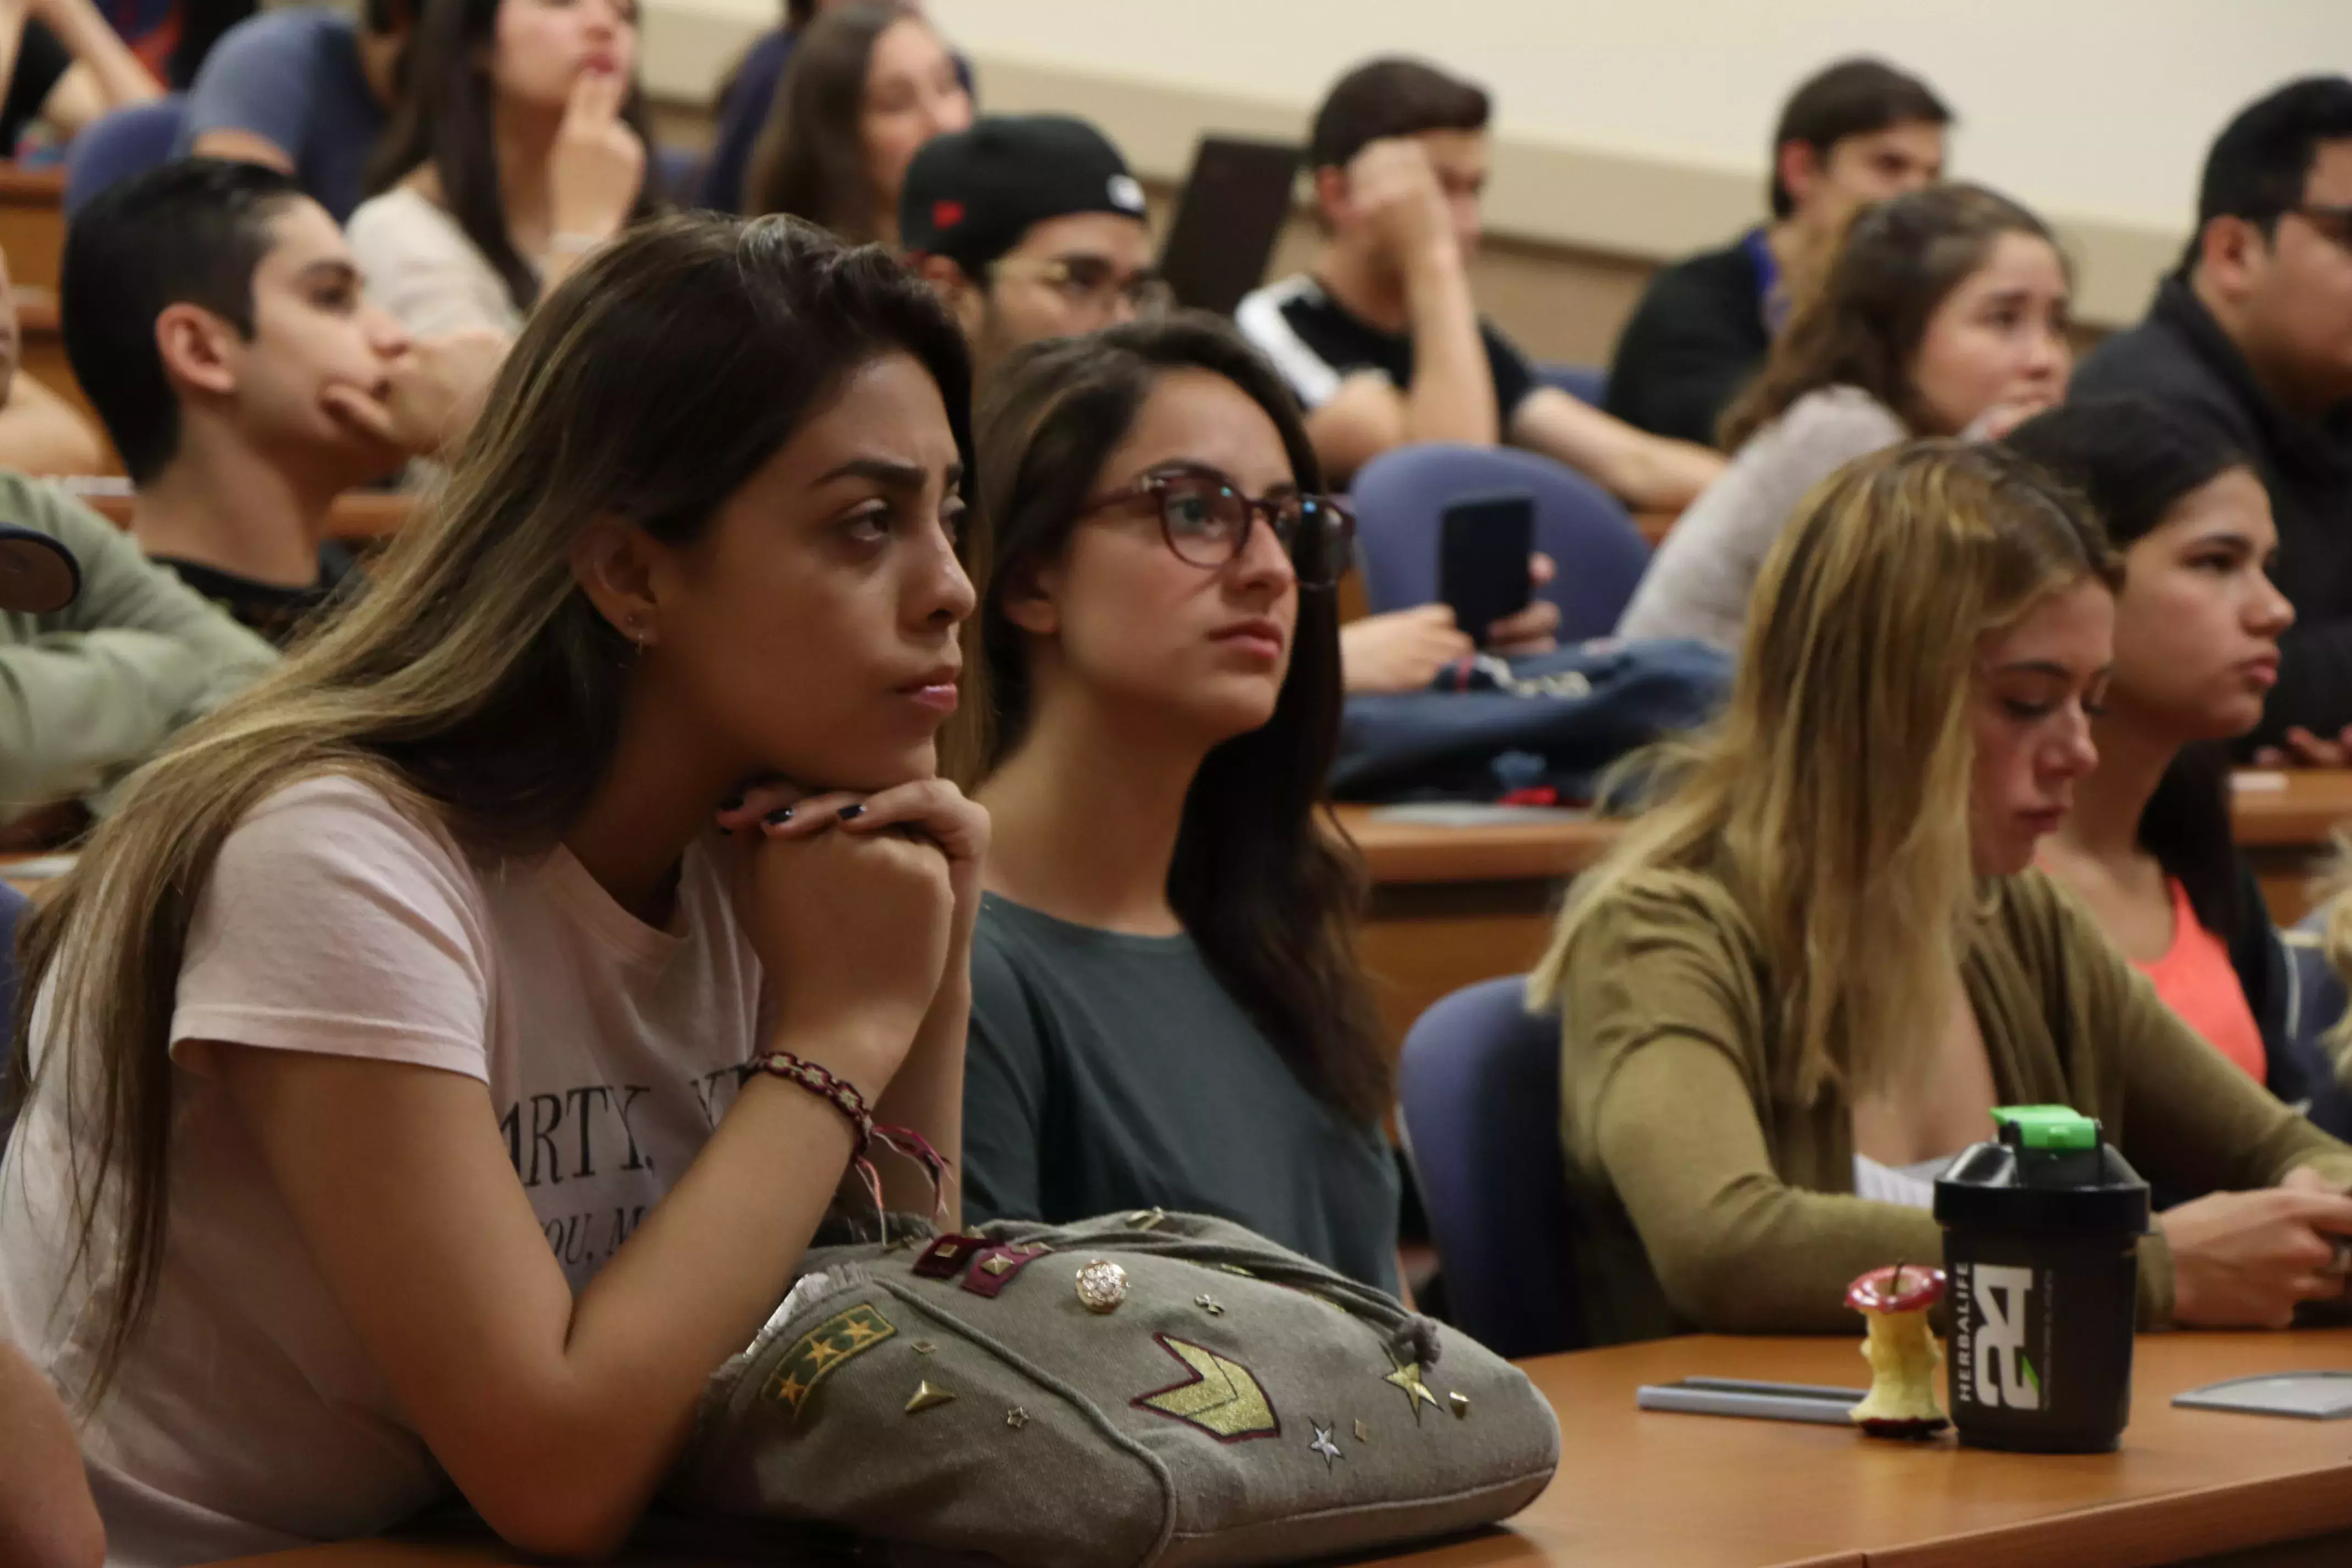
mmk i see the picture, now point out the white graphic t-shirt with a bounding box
[0,775,766,1567]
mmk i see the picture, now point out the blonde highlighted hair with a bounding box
[1531,440,2115,1104]
[9,213,978,1405]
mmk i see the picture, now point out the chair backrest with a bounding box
[1396,975,1585,1358]
[1349,443,1651,643]
[64,96,189,217]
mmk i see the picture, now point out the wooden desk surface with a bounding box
[206,1331,2352,1568]
[73,486,415,541]
[1339,773,2352,891]
[1333,803,1622,885]
[2230,770,2352,848]
[0,163,65,292]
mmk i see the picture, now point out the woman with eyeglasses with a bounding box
[960,314,1401,1289]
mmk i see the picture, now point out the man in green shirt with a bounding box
[0,472,275,824]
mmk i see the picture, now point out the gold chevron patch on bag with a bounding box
[1132,1334,1281,1441]
[763,1303,897,1421]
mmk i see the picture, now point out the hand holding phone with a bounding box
[1439,493,1535,646]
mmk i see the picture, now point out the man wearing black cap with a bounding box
[900,114,1164,386]
[902,114,1566,694]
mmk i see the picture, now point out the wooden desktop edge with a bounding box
[0,164,64,203]
[74,487,414,542]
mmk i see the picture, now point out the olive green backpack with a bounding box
[660,1210,1560,1566]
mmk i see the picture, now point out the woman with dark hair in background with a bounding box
[742,0,969,244]
[348,0,659,339]
[0,215,981,1564]
[700,0,969,215]
[1619,182,2072,653]
[961,314,1402,1290]
[2010,397,2349,1131]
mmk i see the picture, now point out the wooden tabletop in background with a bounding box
[1336,771,2352,889]
[206,1331,2352,1568]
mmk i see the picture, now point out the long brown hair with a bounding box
[12,213,976,1403]
[742,0,918,235]
[368,0,666,311]
[974,315,1388,1122]
[1532,441,2115,1105]
[1719,183,2064,449]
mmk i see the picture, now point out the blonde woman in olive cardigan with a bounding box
[1532,440,2352,1348]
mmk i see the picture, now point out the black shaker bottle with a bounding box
[1934,1105,2150,1453]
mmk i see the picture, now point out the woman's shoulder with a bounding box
[1755,384,1909,454]
[346,185,479,259]
[1569,860,1762,967]
[212,772,477,901]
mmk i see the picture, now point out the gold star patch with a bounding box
[1382,1359,1441,1423]
[1132,1334,1281,1442]
[760,1303,896,1422]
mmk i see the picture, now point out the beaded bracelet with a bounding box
[747,1050,954,1240]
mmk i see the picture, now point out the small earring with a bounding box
[623,612,645,642]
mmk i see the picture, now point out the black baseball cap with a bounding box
[900,115,1148,276]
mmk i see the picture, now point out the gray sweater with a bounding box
[1616,385,1907,651]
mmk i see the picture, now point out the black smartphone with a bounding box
[1438,492,1534,645]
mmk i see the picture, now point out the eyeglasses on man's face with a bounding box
[991,253,1174,320]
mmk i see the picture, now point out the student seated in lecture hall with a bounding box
[704,0,969,214]
[2074,77,2352,765]
[0,213,979,1566]
[64,159,498,646]
[174,0,413,223]
[743,0,971,246]
[347,0,658,342]
[0,0,162,158]
[1235,57,1723,506]
[960,315,1403,1292]
[1533,440,2352,1348]
[1604,56,1951,447]
[1616,182,2070,653]
[0,471,273,833]
[896,113,1563,697]
[0,244,103,475]
[2006,398,2352,1139]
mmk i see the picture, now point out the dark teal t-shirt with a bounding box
[962,892,1401,1291]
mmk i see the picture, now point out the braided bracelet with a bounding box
[748,1050,875,1150]
[746,1050,955,1238]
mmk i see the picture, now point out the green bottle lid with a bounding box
[1991,1104,2100,1152]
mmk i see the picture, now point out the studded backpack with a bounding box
[658,1210,1561,1567]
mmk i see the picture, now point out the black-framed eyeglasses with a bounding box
[1076,466,1356,589]
[2287,204,2352,252]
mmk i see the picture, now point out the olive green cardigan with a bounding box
[1556,865,2352,1346]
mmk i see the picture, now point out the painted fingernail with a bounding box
[837,804,866,822]
[720,792,744,812]
[764,807,794,825]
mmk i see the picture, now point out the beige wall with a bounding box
[639,0,2348,344]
